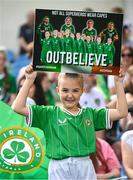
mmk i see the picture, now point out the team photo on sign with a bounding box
[33,9,123,75]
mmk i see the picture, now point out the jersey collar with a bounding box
[61,107,82,116]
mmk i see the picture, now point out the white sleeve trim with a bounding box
[106,109,113,129]
[27,105,33,127]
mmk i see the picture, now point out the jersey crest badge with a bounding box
[0,126,44,173]
[85,119,92,126]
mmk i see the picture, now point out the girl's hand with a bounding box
[114,67,125,82]
[25,64,37,81]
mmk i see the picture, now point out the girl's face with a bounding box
[0,52,6,72]
[57,76,83,110]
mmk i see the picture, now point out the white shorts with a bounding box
[48,156,97,180]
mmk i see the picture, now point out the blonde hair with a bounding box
[58,73,83,88]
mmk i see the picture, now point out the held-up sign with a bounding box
[33,9,123,75]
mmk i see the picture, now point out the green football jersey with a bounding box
[40,38,53,62]
[38,23,53,32]
[51,37,61,52]
[60,24,75,33]
[95,43,104,55]
[64,36,74,52]
[103,43,115,65]
[86,41,95,54]
[100,29,118,43]
[37,23,54,40]
[82,28,97,37]
[59,38,65,52]
[75,39,86,54]
[28,105,111,160]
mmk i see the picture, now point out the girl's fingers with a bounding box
[119,67,125,77]
[25,65,33,73]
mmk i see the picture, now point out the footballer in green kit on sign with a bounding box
[52,30,61,52]
[37,16,54,40]
[103,38,115,65]
[86,35,95,54]
[82,19,97,41]
[95,37,104,55]
[99,22,119,43]
[60,17,76,34]
[40,31,53,63]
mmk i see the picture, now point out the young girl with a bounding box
[12,65,128,180]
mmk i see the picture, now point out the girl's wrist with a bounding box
[114,77,123,83]
[25,78,35,85]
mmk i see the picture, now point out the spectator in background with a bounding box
[18,10,34,55]
[48,72,60,103]
[106,63,133,177]
[37,73,55,105]
[0,49,16,105]
[80,74,105,109]
[125,65,133,104]
[119,65,133,131]
[12,42,33,78]
[18,73,47,106]
[123,23,133,48]
[96,74,110,102]
[91,138,120,179]
[119,105,133,133]
[108,45,133,96]
[121,46,133,73]
[121,130,133,179]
